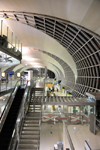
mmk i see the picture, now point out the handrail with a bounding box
[8,78,43,150]
[2,37,21,55]
[37,104,42,150]
[7,41,20,52]
[96,118,100,130]
[0,79,20,121]
[96,118,100,123]
[63,121,75,150]
[0,79,20,131]
[0,79,18,92]
[0,79,26,132]
[8,79,34,150]
[37,84,44,150]
[8,80,29,150]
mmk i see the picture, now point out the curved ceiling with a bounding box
[0,0,100,35]
[1,19,76,77]
[19,64,59,78]
[0,0,100,97]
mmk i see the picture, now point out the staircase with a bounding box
[0,87,25,150]
[17,94,42,150]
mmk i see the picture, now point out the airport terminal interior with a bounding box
[0,0,100,150]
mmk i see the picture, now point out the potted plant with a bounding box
[67,91,71,96]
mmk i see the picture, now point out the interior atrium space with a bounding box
[0,0,100,150]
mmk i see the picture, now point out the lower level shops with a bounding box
[39,104,95,124]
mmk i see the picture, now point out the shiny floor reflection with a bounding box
[40,123,100,150]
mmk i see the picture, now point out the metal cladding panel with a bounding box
[0,12,99,97]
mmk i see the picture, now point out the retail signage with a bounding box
[73,110,78,113]
[8,71,14,77]
[8,71,14,74]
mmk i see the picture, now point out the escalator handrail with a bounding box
[96,118,100,123]
[8,78,43,150]
[8,80,32,150]
[0,79,22,121]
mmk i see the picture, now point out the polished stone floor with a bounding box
[40,123,63,150]
[35,81,45,88]
[54,91,66,96]
[40,123,100,150]
[67,124,100,150]
[0,83,99,150]
[40,91,100,150]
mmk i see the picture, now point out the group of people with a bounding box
[48,86,54,92]
[45,84,60,96]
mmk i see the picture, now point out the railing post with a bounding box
[22,100,25,118]
[18,40,19,51]
[7,27,8,42]
[12,32,13,46]
[1,20,3,37]
[63,121,75,150]
[15,36,16,51]
[21,43,22,53]
[0,80,1,92]
[6,80,7,90]
[16,122,19,143]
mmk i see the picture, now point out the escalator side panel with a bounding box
[0,88,25,150]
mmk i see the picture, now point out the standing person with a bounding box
[21,76,23,86]
[57,88,58,92]
[26,75,28,84]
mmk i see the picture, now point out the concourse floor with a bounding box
[40,123,63,150]
[45,90,66,97]
[67,124,100,150]
[40,123,100,150]
[35,81,45,88]
[53,90,66,96]
[40,90,99,150]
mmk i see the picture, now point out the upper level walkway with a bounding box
[31,96,95,106]
[35,81,44,88]
[32,81,45,93]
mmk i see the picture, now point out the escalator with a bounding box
[17,89,42,150]
[0,87,25,150]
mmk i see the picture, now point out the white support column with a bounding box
[67,105,69,124]
[1,20,3,36]
[45,66,47,79]
[0,106,1,116]
[0,68,1,92]
[0,68,1,80]
[63,105,64,113]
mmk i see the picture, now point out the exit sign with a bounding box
[73,110,78,113]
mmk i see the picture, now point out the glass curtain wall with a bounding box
[0,19,22,52]
[42,104,92,124]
